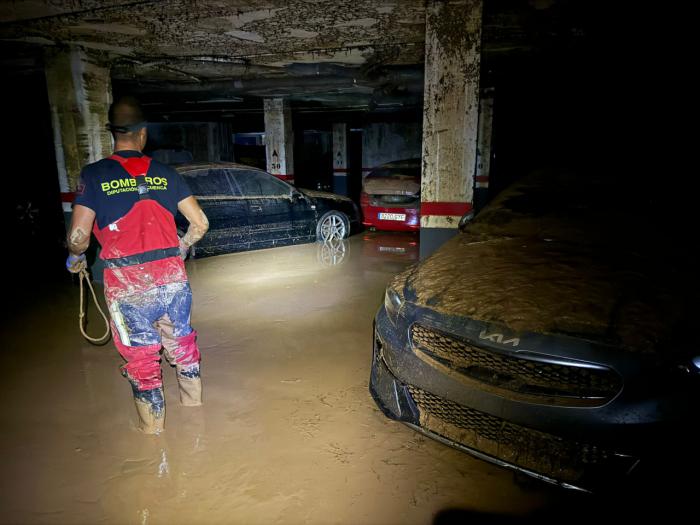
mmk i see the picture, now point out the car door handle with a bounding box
[250,205,263,212]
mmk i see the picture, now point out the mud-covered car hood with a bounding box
[394,172,698,355]
[399,234,691,354]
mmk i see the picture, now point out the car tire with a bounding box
[316,211,350,242]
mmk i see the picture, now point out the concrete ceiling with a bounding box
[0,0,589,116]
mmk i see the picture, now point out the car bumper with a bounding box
[361,204,419,232]
[369,305,699,492]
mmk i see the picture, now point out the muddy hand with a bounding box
[178,238,190,260]
[66,253,87,273]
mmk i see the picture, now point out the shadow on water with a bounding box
[434,461,697,525]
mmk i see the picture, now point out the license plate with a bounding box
[379,246,406,253]
[378,212,406,221]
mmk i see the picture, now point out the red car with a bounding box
[360,159,421,232]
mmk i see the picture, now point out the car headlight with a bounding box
[384,286,404,323]
[673,355,700,376]
[686,356,700,375]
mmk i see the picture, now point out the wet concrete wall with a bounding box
[361,122,422,174]
[296,130,332,191]
[475,90,494,210]
[147,122,231,162]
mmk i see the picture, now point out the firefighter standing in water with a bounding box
[65,96,209,434]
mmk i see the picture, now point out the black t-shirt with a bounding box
[74,151,192,229]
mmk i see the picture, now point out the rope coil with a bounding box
[78,268,111,344]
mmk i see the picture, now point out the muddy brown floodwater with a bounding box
[2,233,574,525]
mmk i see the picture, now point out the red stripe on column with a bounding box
[421,202,473,216]
[475,176,489,183]
[61,192,75,203]
[273,174,295,182]
[333,168,350,172]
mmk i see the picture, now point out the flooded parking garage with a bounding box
[2,233,567,524]
[1,1,687,523]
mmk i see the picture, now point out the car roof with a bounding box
[174,161,267,175]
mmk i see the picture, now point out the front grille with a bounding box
[411,324,622,404]
[406,385,627,483]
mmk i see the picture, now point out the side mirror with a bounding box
[458,211,474,231]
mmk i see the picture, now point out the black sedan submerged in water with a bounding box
[175,162,360,258]
[370,171,700,492]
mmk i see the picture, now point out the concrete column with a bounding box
[475,89,494,211]
[263,98,294,184]
[420,0,483,259]
[332,123,349,196]
[44,46,112,215]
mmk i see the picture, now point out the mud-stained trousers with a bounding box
[107,280,202,433]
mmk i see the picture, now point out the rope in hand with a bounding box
[78,268,111,344]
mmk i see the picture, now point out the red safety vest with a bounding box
[94,154,187,301]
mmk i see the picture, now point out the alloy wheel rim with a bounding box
[321,215,346,241]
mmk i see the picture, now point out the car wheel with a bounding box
[316,211,349,242]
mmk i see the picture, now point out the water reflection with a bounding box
[316,239,348,267]
[361,231,419,262]
[315,232,419,269]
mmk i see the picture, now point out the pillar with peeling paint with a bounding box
[263,98,294,184]
[44,46,112,217]
[475,90,494,211]
[332,123,349,196]
[420,0,483,259]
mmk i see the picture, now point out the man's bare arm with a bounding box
[67,205,96,255]
[177,196,209,249]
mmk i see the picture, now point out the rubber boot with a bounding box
[133,387,166,434]
[177,365,202,407]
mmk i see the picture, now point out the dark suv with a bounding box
[370,171,700,491]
